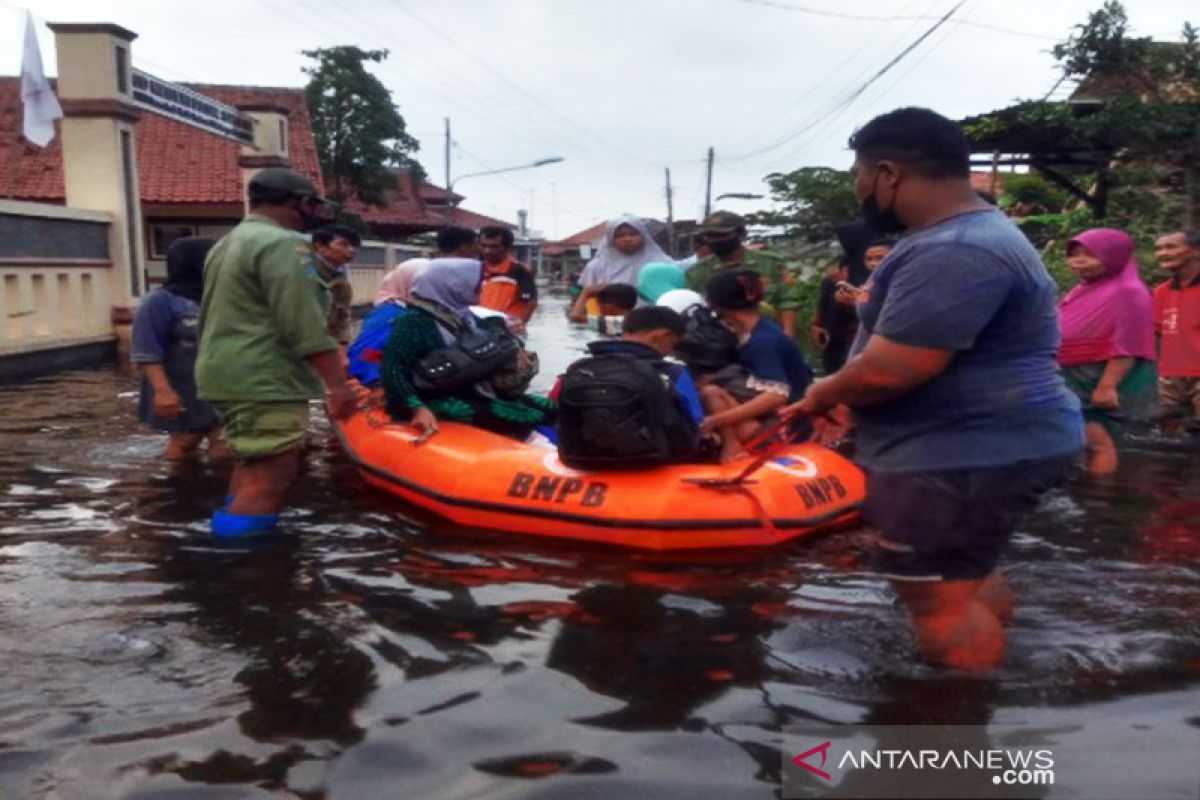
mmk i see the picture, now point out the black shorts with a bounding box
[863,456,1075,582]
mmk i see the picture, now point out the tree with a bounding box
[749,167,861,240]
[303,47,422,206]
[964,2,1200,227]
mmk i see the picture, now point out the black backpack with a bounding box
[556,354,699,470]
[675,305,738,374]
[411,323,521,395]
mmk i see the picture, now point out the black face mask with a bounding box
[860,171,906,235]
[707,236,740,258]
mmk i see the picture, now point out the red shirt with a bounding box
[1153,274,1200,377]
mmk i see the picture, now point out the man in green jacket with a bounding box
[686,211,802,337]
[196,168,357,538]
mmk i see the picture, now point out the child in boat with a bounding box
[588,283,638,337]
[556,306,705,468]
[699,268,813,461]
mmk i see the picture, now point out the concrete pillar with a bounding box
[236,103,292,212]
[49,24,144,352]
[47,22,144,349]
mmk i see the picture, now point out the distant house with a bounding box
[341,168,517,242]
[541,221,607,280]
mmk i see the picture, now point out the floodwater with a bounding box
[0,291,1197,799]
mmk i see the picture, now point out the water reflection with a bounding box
[0,290,1195,798]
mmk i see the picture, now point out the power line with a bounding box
[725,0,930,156]
[737,0,1058,41]
[382,0,657,167]
[773,0,981,165]
[726,0,965,162]
[254,0,590,161]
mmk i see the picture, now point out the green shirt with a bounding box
[196,215,337,401]
[686,248,802,311]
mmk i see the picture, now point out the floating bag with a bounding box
[412,325,521,395]
[556,354,698,471]
[675,305,738,374]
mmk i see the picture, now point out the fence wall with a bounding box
[347,240,425,308]
[0,201,115,359]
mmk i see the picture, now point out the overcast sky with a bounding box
[3,0,1193,239]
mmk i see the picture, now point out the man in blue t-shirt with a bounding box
[781,107,1083,672]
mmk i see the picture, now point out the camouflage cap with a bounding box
[699,210,745,234]
[248,168,320,200]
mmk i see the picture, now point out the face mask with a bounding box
[860,171,906,235]
[707,236,740,258]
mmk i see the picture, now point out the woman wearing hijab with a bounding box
[348,258,430,387]
[636,261,687,305]
[568,215,671,322]
[381,259,554,440]
[1058,228,1158,474]
[131,237,229,460]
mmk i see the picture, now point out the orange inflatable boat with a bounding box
[333,402,864,552]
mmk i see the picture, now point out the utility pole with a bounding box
[443,117,451,191]
[703,146,714,219]
[664,167,676,256]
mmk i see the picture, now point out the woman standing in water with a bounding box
[1058,228,1158,474]
[131,237,230,461]
[568,215,671,322]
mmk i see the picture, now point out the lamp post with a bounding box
[715,192,763,201]
[447,157,564,222]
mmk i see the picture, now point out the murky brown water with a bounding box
[0,291,1197,799]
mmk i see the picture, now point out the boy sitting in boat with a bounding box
[699,269,814,461]
[586,283,638,337]
[556,306,705,470]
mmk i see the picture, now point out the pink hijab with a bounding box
[1057,228,1155,366]
[374,258,430,306]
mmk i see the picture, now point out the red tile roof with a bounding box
[343,169,445,227]
[342,169,515,234]
[0,77,323,205]
[443,206,516,230]
[542,221,606,256]
[418,182,462,203]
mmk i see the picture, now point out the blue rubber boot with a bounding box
[211,509,280,540]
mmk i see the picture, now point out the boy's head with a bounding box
[436,225,479,258]
[864,239,894,271]
[705,268,764,316]
[622,306,686,356]
[595,283,638,316]
[312,224,361,267]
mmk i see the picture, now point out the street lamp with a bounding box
[715,192,764,201]
[448,157,564,222]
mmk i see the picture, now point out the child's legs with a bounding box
[165,432,205,459]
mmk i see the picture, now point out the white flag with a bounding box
[20,13,62,148]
